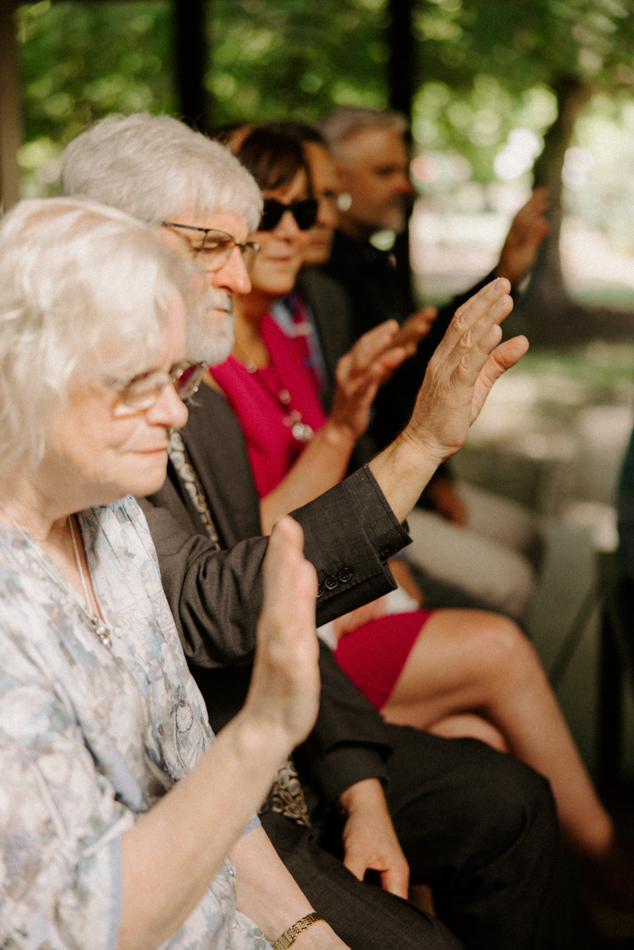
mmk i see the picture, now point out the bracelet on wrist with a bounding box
[272,911,324,949]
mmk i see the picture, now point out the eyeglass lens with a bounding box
[162,224,258,273]
[259,199,318,232]
[119,362,207,411]
[195,234,257,273]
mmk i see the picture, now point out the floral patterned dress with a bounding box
[0,496,268,950]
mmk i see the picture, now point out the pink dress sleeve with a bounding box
[209,314,327,498]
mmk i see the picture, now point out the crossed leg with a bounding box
[380,609,631,900]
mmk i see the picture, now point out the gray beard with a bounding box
[202,290,235,365]
[205,308,235,366]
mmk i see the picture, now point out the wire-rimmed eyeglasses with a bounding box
[162,223,260,273]
[106,360,208,415]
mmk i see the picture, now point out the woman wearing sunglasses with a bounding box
[209,128,634,915]
[212,127,411,520]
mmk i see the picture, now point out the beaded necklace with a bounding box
[232,342,314,444]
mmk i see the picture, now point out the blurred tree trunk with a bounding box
[174,0,211,131]
[0,0,23,212]
[519,74,592,336]
[387,0,416,311]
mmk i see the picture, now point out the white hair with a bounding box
[0,197,208,481]
[318,106,408,158]
[60,113,263,231]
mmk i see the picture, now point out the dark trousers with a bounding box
[264,729,590,950]
[262,810,463,949]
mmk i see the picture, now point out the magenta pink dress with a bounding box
[210,312,433,710]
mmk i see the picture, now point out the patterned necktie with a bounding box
[168,430,311,826]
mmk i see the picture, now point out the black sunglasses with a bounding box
[259,198,318,232]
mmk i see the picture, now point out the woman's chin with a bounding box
[102,455,169,504]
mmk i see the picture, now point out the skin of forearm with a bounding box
[260,419,356,534]
[118,711,293,950]
[231,827,317,939]
[368,428,441,526]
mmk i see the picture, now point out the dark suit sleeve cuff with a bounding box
[310,745,391,804]
[290,467,411,626]
[343,465,412,561]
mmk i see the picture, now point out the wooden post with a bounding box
[387,0,415,123]
[173,0,211,131]
[0,0,24,212]
[387,0,416,310]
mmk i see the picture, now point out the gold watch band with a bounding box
[271,911,324,950]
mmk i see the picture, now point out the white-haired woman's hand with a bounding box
[242,515,320,750]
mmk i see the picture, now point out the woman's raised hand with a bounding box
[329,320,415,440]
[244,516,320,750]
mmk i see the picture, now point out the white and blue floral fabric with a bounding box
[0,496,266,950]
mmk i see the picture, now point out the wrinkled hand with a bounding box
[338,779,410,899]
[392,306,438,350]
[330,321,416,439]
[403,277,528,468]
[496,187,550,287]
[245,517,320,750]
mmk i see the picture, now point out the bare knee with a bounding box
[471,613,541,684]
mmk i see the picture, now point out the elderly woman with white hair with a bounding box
[0,196,353,950]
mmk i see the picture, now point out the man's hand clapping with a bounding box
[369,277,528,523]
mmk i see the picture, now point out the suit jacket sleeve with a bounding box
[140,471,401,800]
[194,641,393,804]
[140,464,410,669]
[141,385,409,800]
[295,643,392,802]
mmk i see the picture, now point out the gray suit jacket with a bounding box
[141,384,412,801]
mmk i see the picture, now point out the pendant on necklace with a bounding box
[291,421,314,443]
[282,409,313,443]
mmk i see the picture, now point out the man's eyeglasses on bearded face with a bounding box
[259,198,318,232]
[106,360,208,416]
[162,223,260,273]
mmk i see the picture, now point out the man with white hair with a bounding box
[60,113,587,950]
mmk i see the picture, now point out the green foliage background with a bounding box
[15,0,634,207]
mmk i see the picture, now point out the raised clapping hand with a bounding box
[392,305,438,350]
[244,516,321,750]
[495,187,550,287]
[329,320,416,440]
[370,277,528,523]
